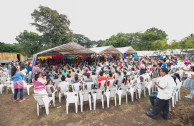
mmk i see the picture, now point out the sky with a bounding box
[0,0,194,44]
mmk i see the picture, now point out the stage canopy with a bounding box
[33,42,95,57]
[90,46,121,54]
[116,46,135,54]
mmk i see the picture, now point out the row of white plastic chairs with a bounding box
[33,73,154,116]
[0,73,33,95]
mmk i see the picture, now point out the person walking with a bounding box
[146,68,176,120]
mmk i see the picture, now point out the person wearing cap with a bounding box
[146,68,176,120]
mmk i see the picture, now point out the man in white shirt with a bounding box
[146,68,176,120]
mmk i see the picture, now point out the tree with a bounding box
[104,33,135,47]
[142,27,168,50]
[95,40,105,47]
[31,6,73,48]
[152,40,168,51]
[73,34,93,48]
[0,42,21,53]
[169,40,180,49]
[145,27,168,40]
[16,30,42,57]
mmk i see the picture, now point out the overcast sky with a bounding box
[0,0,194,44]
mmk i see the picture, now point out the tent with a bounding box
[34,42,95,57]
[116,46,135,54]
[32,42,95,66]
[90,46,121,54]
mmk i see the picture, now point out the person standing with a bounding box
[146,68,176,120]
[182,66,194,99]
[11,66,25,102]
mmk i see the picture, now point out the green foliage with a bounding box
[15,30,42,57]
[152,40,168,50]
[31,6,73,48]
[0,42,21,53]
[95,40,105,47]
[73,34,93,48]
[103,27,168,50]
[169,40,180,49]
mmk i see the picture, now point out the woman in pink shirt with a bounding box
[32,72,48,95]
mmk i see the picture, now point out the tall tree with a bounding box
[142,27,168,50]
[16,30,42,57]
[31,6,73,48]
[73,34,93,48]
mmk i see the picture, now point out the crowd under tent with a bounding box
[116,46,136,54]
[89,46,121,54]
[32,42,95,66]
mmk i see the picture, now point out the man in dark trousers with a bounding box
[146,68,176,120]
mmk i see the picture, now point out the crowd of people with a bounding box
[0,54,193,120]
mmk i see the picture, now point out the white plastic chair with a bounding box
[46,85,56,107]
[170,87,177,109]
[105,87,117,107]
[33,94,54,116]
[79,91,92,112]
[58,84,69,103]
[72,83,81,92]
[65,92,79,114]
[26,83,33,95]
[85,82,94,91]
[175,80,182,102]
[146,81,155,95]
[0,84,4,94]
[66,78,72,85]
[137,82,147,99]
[108,79,115,89]
[117,85,129,105]
[92,89,104,110]
[53,79,60,88]
[128,84,138,102]
[99,80,106,90]
[6,81,14,94]
[116,77,123,87]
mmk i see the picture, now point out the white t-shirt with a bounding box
[157,75,176,100]
[184,65,191,74]
[58,81,69,87]
[140,64,145,69]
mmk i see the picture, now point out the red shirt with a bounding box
[98,76,107,88]
[119,63,122,67]
[107,77,114,86]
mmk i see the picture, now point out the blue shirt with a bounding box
[25,66,31,73]
[11,71,24,81]
[8,65,11,70]
[161,63,167,68]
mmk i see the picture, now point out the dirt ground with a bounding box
[0,87,193,126]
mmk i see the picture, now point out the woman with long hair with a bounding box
[32,72,48,95]
[11,66,25,102]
